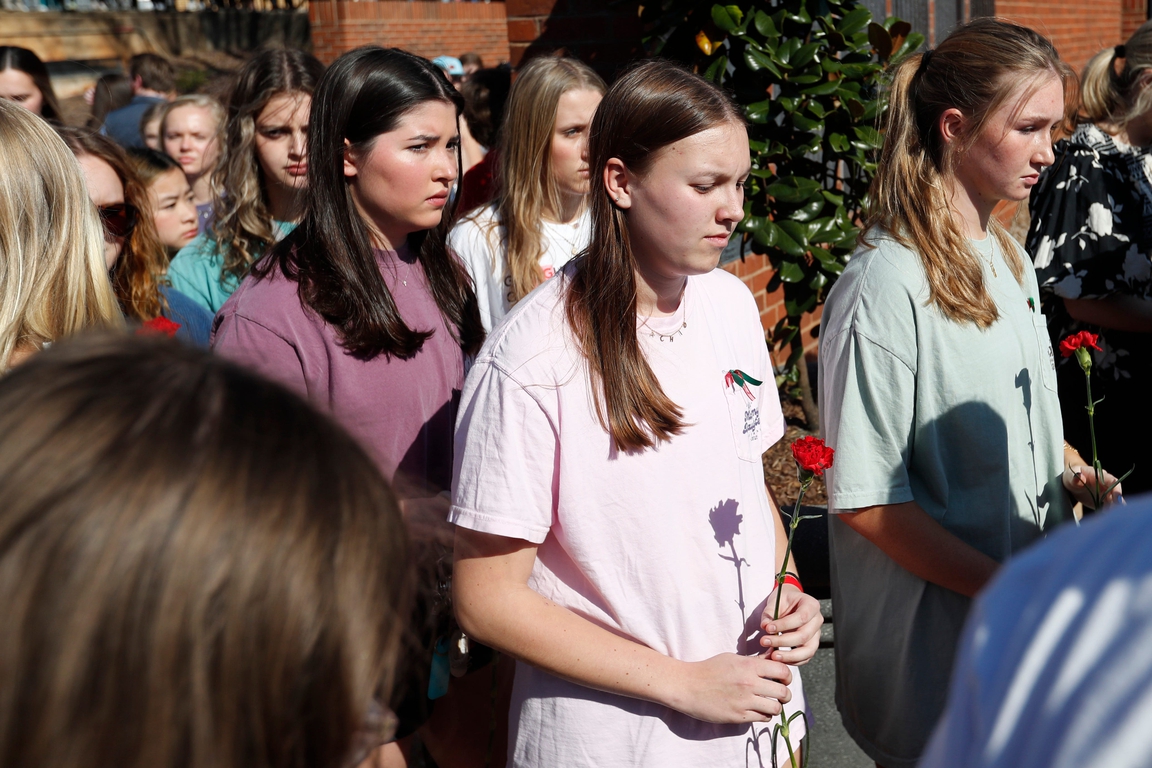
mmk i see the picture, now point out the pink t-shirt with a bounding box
[450,266,806,766]
[212,247,464,499]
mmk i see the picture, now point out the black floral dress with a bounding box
[1027,122,1152,494]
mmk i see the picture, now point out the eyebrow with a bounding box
[407,134,441,142]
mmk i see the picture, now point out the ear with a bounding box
[603,157,633,210]
[938,107,966,148]
[342,138,358,180]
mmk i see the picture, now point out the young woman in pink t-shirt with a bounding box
[452,59,823,767]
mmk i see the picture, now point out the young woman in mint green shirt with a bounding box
[819,19,1122,768]
[169,49,323,314]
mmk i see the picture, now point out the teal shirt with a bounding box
[818,232,1070,768]
[168,220,296,315]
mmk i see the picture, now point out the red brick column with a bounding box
[505,0,642,73]
[309,1,510,66]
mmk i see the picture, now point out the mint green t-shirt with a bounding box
[168,220,296,315]
[818,231,1070,768]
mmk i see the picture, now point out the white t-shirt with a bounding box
[450,265,806,766]
[922,501,1152,768]
[448,203,591,332]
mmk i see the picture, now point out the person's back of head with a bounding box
[461,65,511,148]
[0,333,411,768]
[130,52,176,96]
[0,100,121,372]
[88,72,133,129]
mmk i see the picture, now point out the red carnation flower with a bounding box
[1059,331,1102,358]
[791,435,835,477]
[138,316,181,338]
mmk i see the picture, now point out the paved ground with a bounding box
[804,601,872,768]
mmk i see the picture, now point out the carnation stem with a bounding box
[771,474,811,768]
[1083,368,1102,510]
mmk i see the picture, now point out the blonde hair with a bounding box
[866,18,1075,327]
[484,56,604,306]
[160,93,226,140]
[0,100,122,372]
[1081,20,1152,129]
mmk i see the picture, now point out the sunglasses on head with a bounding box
[98,203,137,240]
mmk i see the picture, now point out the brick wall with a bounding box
[1123,0,1149,40]
[996,0,1122,73]
[309,2,510,66]
[505,0,641,74]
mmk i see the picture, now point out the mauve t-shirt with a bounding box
[212,247,464,498]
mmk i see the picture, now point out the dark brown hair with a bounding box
[130,52,176,94]
[866,18,1076,327]
[257,46,484,360]
[566,58,743,451]
[0,334,410,768]
[0,46,61,122]
[58,127,169,322]
[88,72,133,129]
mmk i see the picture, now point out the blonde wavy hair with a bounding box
[479,56,604,306]
[1081,19,1152,130]
[0,100,122,372]
[865,18,1076,327]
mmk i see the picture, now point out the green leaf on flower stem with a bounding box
[753,9,778,38]
[778,260,806,282]
[711,4,742,32]
[766,176,822,203]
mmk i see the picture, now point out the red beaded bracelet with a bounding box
[782,573,803,593]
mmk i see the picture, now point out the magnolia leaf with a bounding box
[711,4,741,32]
[777,220,810,247]
[745,99,771,124]
[789,198,824,222]
[753,9,778,38]
[867,21,893,59]
[745,47,783,78]
[791,42,821,68]
[766,177,822,203]
[778,260,806,282]
[704,54,728,83]
[801,79,841,96]
[837,6,871,36]
[809,271,828,290]
[695,30,714,56]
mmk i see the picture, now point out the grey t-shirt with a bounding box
[817,231,1071,768]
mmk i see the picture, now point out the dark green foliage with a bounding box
[642,0,922,391]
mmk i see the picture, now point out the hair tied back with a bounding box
[918,49,934,73]
[1115,44,1127,59]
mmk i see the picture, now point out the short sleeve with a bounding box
[450,361,558,544]
[212,313,308,398]
[820,327,916,511]
[448,214,501,333]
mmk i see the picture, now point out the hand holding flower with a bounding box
[760,584,822,665]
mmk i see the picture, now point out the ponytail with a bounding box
[1080,20,1152,128]
[865,18,1074,328]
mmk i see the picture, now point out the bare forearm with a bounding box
[839,501,998,597]
[454,555,686,710]
[1064,295,1152,333]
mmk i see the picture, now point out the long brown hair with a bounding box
[566,59,742,452]
[211,49,325,283]
[0,46,61,122]
[0,334,410,768]
[1081,19,1152,128]
[489,56,603,305]
[257,46,484,360]
[58,127,169,322]
[865,18,1076,327]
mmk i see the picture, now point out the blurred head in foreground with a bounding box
[0,334,410,768]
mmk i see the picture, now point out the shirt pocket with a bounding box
[1034,312,1058,393]
[722,368,764,463]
